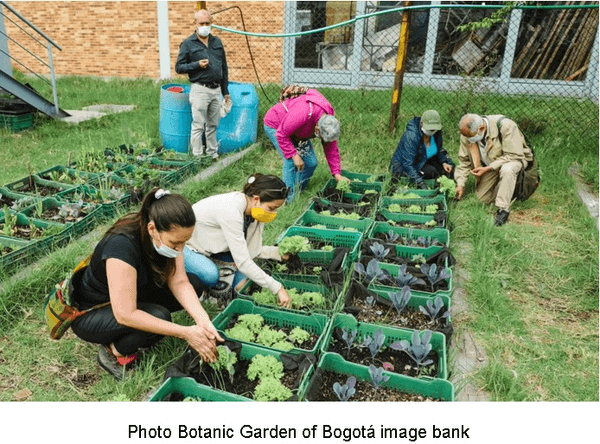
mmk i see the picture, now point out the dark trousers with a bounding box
[421,157,454,180]
[71,273,205,355]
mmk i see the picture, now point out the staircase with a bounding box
[0,1,70,118]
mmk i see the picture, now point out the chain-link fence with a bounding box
[236,1,598,152]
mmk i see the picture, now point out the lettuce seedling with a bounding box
[278,235,311,256]
[237,314,264,335]
[419,296,450,324]
[390,330,434,367]
[257,326,287,347]
[425,204,438,214]
[336,180,351,193]
[369,242,390,260]
[437,176,457,198]
[341,327,358,353]
[368,365,390,390]
[389,286,411,315]
[209,345,237,383]
[420,263,451,292]
[254,377,292,402]
[272,340,294,351]
[289,327,311,345]
[333,376,356,401]
[363,329,385,360]
[247,355,284,381]
[394,264,426,288]
[225,324,255,342]
[321,245,334,252]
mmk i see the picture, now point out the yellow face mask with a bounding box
[250,207,277,223]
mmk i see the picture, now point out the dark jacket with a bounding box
[175,33,229,96]
[389,117,454,184]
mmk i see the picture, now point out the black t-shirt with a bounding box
[73,231,168,310]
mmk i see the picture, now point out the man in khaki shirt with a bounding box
[455,114,533,226]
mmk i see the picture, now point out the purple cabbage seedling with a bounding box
[394,264,426,288]
[384,230,400,243]
[341,327,358,354]
[368,365,390,390]
[363,329,385,360]
[333,376,356,401]
[419,296,450,324]
[416,235,440,248]
[389,286,411,315]
[420,264,451,292]
[369,242,390,260]
[354,258,387,284]
[390,330,434,367]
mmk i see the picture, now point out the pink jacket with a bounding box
[264,89,341,175]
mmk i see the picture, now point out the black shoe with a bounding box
[495,209,510,226]
[212,157,219,163]
[97,345,133,380]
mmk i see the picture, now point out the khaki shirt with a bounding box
[455,115,533,188]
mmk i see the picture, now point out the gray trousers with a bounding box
[189,83,222,158]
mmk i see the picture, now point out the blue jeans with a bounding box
[264,124,318,201]
[184,247,245,289]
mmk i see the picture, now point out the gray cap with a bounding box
[317,114,340,142]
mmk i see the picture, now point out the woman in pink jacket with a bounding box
[264,87,348,200]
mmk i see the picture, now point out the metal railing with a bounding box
[0,1,62,115]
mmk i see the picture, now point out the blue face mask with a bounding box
[152,231,181,259]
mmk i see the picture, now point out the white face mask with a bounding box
[152,231,181,259]
[467,130,485,143]
[422,127,437,136]
[197,25,211,37]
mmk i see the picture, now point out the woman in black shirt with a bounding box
[71,188,222,379]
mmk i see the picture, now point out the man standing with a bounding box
[176,9,230,161]
[455,114,533,226]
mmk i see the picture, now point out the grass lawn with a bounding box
[0,76,597,401]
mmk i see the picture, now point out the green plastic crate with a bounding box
[262,250,350,288]
[307,199,375,221]
[0,112,33,132]
[211,299,331,355]
[17,196,103,238]
[165,341,314,401]
[376,209,444,229]
[320,313,448,380]
[0,187,39,212]
[341,169,388,184]
[293,209,374,234]
[321,177,384,194]
[359,244,447,268]
[304,352,454,401]
[366,222,450,247]
[345,285,452,325]
[386,187,439,199]
[0,236,34,271]
[389,176,437,190]
[58,184,132,220]
[380,194,448,215]
[370,261,453,298]
[237,278,340,315]
[149,377,250,402]
[276,225,363,262]
[3,174,77,199]
[37,165,102,186]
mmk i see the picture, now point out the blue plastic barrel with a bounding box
[217,81,259,153]
[159,83,192,152]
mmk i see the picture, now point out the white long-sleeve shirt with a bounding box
[186,192,283,294]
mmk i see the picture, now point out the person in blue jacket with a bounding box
[390,110,455,188]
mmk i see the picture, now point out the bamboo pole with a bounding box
[540,8,580,79]
[388,1,411,134]
[523,5,568,78]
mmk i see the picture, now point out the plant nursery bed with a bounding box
[165,341,315,401]
[326,333,440,379]
[311,369,441,402]
[221,314,320,353]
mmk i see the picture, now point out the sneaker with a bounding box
[494,209,510,226]
[97,345,136,380]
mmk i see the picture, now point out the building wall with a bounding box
[3,1,284,83]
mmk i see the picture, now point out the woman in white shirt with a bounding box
[184,173,292,307]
